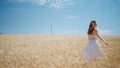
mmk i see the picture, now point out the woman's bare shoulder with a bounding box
[94,28,99,33]
[94,28,98,31]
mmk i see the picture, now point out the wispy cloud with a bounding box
[8,0,34,3]
[65,16,77,19]
[112,8,120,12]
[70,30,79,33]
[8,0,80,9]
[66,29,79,35]
[54,29,79,35]
[99,29,113,35]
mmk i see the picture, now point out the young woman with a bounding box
[82,20,108,62]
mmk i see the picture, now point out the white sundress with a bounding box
[82,36,103,62]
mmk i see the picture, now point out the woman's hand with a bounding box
[104,41,108,45]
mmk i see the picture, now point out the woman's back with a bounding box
[88,29,98,40]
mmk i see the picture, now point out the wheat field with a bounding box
[0,35,120,68]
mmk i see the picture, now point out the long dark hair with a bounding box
[87,20,97,35]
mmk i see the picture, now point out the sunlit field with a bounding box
[0,35,120,68]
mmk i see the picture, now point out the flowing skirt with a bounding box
[82,40,103,62]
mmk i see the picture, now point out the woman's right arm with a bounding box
[95,29,108,45]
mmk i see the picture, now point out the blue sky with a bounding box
[0,0,120,35]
